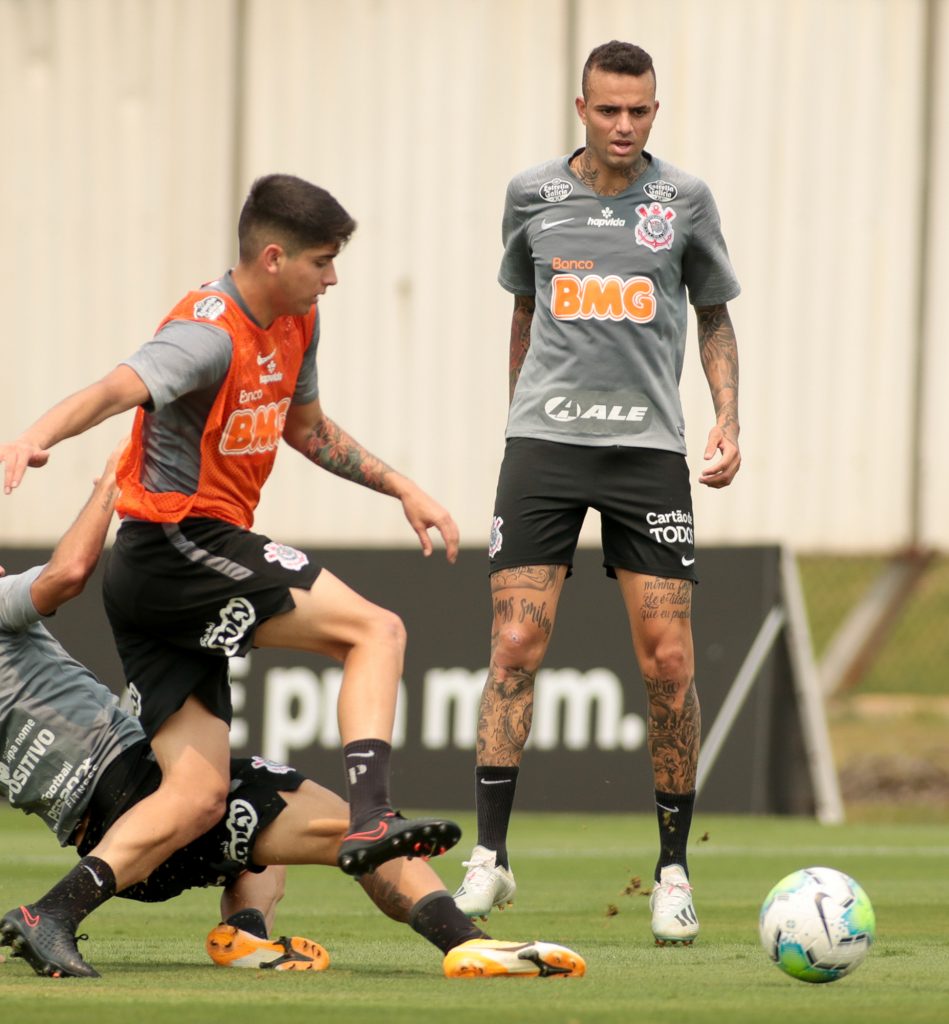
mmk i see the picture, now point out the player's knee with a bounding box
[493,625,547,673]
[363,606,407,658]
[646,641,692,691]
[158,776,229,841]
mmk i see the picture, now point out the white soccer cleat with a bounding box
[452,845,517,919]
[649,864,699,945]
[443,939,586,978]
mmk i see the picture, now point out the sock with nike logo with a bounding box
[33,856,117,932]
[475,766,519,868]
[654,789,695,882]
[343,738,393,827]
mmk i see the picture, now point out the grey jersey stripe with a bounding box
[162,523,254,581]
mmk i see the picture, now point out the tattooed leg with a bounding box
[617,572,701,793]
[476,565,567,766]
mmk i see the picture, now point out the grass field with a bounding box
[1,808,947,1023]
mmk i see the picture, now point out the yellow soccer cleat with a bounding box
[205,923,329,971]
[443,939,586,979]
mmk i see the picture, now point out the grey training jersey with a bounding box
[500,152,740,453]
[0,566,145,844]
[122,271,320,495]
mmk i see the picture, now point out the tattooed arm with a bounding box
[509,294,535,402]
[695,302,741,488]
[282,398,459,561]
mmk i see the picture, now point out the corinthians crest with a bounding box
[634,202,676,252]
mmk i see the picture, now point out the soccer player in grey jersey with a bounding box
[452,41,742,946]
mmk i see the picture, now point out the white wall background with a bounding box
[1,0,945,553]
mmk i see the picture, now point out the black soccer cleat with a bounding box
[337,811,462,877]
[0,905,100,978]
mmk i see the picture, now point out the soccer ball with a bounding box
[759,866,875,983]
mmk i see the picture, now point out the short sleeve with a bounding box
[293,314,320,405]
[122,321,233,412]
[681,180,741,307]
[497,178,536,296]
[0,565,45,632]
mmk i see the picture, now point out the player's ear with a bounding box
[575,96,587,124]
[261,243,284,274]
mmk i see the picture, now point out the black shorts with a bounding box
[489,437,698,581]
[78,748,306,902]
[103,518,322,739]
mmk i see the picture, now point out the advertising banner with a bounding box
[1,545,812,814]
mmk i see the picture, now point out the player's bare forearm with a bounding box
[696,303,739,442]
[285,398,459,561]
[30,443,125,615]
[696,303,741,487]
[296,412,398,496]
[1,366,148,494]
[509,295,535,402]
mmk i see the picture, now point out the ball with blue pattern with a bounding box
[759,866,875,983]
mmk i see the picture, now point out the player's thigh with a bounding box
[251,779,349,866]
[615,569,695,666]
[253,569,403,659]
[150,694,231,791]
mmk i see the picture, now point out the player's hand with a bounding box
[0,440,50,495]
[399,483,460,563]
[699,425,741,488]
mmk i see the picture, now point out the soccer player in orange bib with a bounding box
[0,175,462,962]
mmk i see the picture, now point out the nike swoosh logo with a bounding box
[82,865,104,888]
[21,906,40,928]
[814,891,833,944]
[540,217,574,231]
[257,349,276,365]
[343,820,389,842]
[656,802,679,814]
[480,778,513,785]
[346,751,375,758]
[681,556,696,566]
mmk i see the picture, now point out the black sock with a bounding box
[225,908,268,939]
[343,738,393,825]
[33,856,117,932]
[475,766,519,869]
[408,891,488,954]
[654,789,696,882]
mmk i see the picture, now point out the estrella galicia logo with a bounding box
[643,179,678,202]
[539,178,574,203]
[194,296,226,321]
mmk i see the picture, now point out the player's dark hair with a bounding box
[238,173,356,261]
[581,41,655,97]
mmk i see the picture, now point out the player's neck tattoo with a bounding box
[570,150,648,196]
